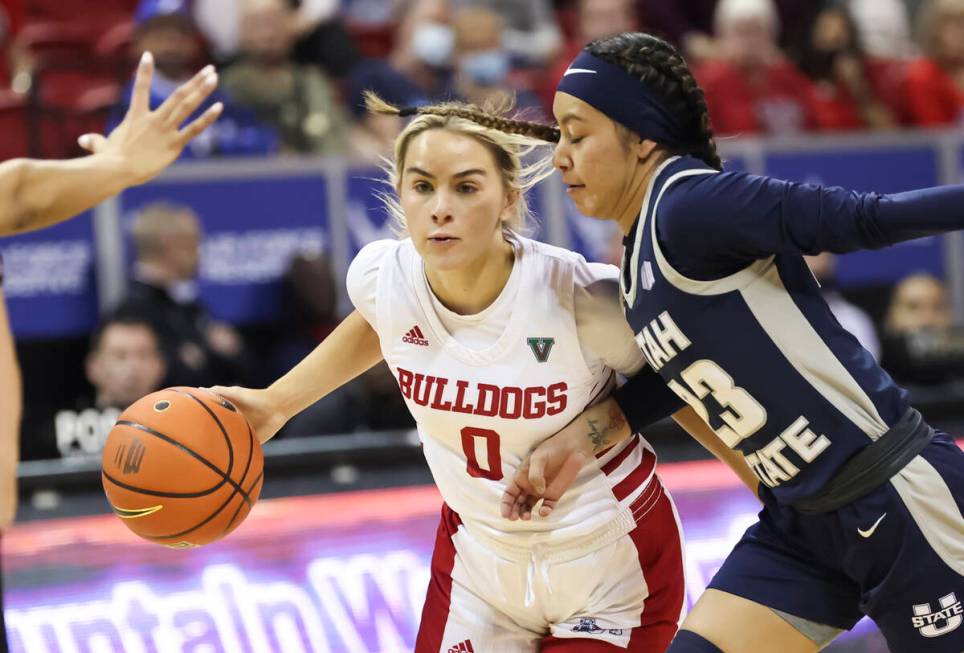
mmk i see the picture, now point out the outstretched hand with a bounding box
[77,51,223,184]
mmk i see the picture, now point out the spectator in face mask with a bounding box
[451,6,542,114]
[344,0,452,116]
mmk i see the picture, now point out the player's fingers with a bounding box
[542,450,586,503]
[77,133,108,153]
[527,453,547,496]
[169,72,218,131]
[178,101,222,146]
[500,479,524,519]
[538,498,556,518]
[156,64,213,125]
[129,51,154,118]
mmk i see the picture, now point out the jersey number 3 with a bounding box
[460,426,503,480]
[667,359,766,447]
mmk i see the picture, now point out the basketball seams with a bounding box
[172,388,235,479]
[112,420,251,499]
[103,388,264,547]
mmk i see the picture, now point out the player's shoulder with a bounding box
[519,235,617,280]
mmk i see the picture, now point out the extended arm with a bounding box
[660,171,964,280]
[211,310,384,443]
[0,287,21,530]
[0,52,222,237]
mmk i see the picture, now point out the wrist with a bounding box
[91,152,139,190]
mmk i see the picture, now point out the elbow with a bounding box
[0,159,34,235]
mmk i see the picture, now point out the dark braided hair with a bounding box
[586,33,723,171]
[386,98,560,144]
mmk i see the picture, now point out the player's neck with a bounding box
[615,151,669,236]
[425,240,515,315]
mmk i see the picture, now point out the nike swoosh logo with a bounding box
[857,513,886,538]
[111,503,164,519]
[563,67,597,76]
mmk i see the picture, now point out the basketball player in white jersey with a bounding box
[211,93,757,652]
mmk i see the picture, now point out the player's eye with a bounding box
[457,183,478,194]
[569,135,584,145]
[413,180,433,193]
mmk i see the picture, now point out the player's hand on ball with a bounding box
[500,431,588,522]
[77,51,223,185]
[205,386,287,445]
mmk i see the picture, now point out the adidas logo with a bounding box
[447,640,474,653]
[402,325,429,347]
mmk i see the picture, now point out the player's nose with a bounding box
[552,144,572,172]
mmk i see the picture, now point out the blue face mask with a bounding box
[459,50,510,87]
[411,22,455,68]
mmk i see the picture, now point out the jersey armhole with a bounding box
[651,170,774,297]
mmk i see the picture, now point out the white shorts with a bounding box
[415,476,686,653]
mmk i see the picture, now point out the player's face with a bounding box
[88,325,166,407]
[552,92,645,225]
[399,128,513,272]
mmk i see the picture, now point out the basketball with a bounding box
[101,387,264,548]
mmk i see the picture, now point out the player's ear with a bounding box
[633,138,658,163]
[504,188,520,216]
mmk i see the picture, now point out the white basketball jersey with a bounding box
[349,237,657,551]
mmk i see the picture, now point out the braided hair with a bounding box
[364,92,556,236]
[586,33,723,170]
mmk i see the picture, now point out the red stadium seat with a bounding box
[0,90,28,161]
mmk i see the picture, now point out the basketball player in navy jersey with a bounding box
[0,51,223,649]
[475,32,964,653]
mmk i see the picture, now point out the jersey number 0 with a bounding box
[460,426,503,480]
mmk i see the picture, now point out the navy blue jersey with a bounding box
[616,156,964,504]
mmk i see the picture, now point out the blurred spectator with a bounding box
[847,0,916,60]
[881,273,964,386]
[541,0,639,110]
[345,0,452,115]
[695,0,816,136]
[452,0,562,67]
[196,0,360,77]
[221,0,348,155]
[805,253,880,358]
[109,0,279,158]
[902,0,964,127]
[115,202,252,389]
[272,251,362,437]
[636,0,814,64]
[345,62,414,164]
[794,1,897,131]
[450,6,542,114]
[25,314,166,461]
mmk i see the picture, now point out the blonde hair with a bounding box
[130,202,199,259]
[365,92,557,238]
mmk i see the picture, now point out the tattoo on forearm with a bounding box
[608,402,627,433]
[586,418,608,453]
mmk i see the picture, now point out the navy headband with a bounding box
[556,51,686,149]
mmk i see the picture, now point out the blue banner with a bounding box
[766,147,943,286]
[346,169,396,259]
[0,212,97,339]
[121,175,329,325]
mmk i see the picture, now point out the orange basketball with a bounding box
[101,387,264,548]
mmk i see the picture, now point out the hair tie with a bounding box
[398,107,419,117]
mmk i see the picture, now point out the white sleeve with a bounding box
[346,239,395,328]
[573,261,646,376]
